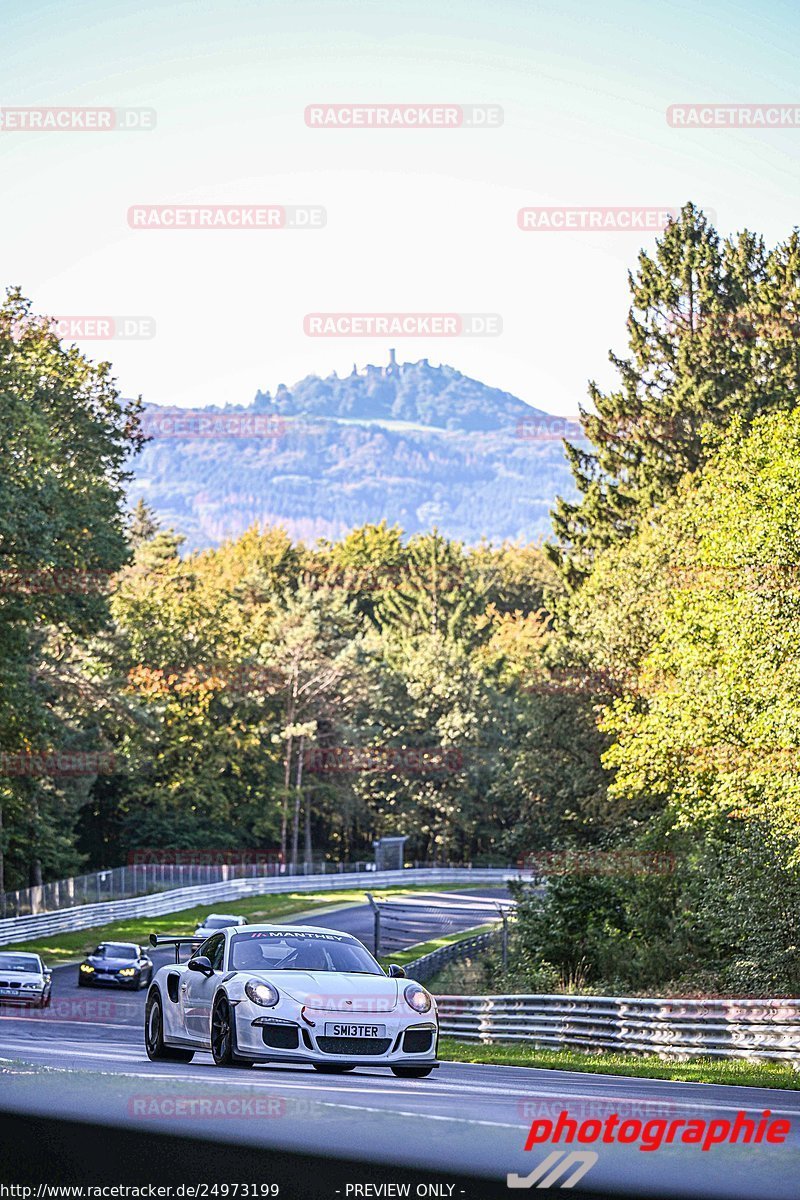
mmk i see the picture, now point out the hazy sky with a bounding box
[2,0,799,414]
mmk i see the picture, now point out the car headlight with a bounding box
[244,979,279,1007]
[118,968,137,976]
[404,984,432,1013]
[22,981,41,989]
[80,964,94,973]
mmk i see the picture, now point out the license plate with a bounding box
[324,1022,386,1038]
[0,988,21,995]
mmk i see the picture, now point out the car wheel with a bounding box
[145,991,194,1063]
[313,1064,356,1073]
[210,995,236,1066]
[391,1066,433,1078]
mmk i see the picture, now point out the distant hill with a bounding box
[130,353,585,552]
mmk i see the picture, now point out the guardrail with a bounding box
[407,929,500,982]
[367,891,515,955]
[0,868,528,947]
[436,993,800,1062]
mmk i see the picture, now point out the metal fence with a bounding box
[0,860,383,919]
[366,891,515,956]
[436,993,800,1063]
[0,868,527,947]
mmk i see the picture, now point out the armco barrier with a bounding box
[0,868,527,946]
[408,929,499,982]
[436,993,800,1063]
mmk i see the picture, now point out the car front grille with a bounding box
[0,982,20,989]
[402,1028,434,1054]
[261,1024,300,1050]
[316,1036,392,1056]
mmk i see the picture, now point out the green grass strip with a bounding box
[439,1038,800,1089]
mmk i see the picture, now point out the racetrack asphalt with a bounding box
[0,888,797,1199]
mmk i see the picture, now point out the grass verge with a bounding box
[2,883,488,966]
[439,1038,800,1089]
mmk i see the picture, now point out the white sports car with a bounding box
[144,923,439,1077]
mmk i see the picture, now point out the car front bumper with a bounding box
[80,972,140,986]
[232,1002,439,1065]
[0,988,46,1004]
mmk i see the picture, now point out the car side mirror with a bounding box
[388,964,406,978]
[188,955,214,977]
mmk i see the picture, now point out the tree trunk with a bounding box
[29,793,42,887]
[304,787,312,868]
[280,686,296,863]
[291,733,304,867]
[0,802,4,916]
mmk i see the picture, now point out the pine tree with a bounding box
[549,203,800,586]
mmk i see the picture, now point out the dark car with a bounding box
[79,942,153,990]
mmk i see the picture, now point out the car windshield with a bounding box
[230,931,383,974]
[0,954,41,974]
[93,944,137,959]
[202,917,239,929]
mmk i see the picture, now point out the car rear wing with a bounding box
[149,934,206,964]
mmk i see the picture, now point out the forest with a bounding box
[2,202,800,993]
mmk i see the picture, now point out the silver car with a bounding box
[0,951,52,1008]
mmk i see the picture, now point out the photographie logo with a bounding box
[304,313,502,337]
[304,103,503,129]
[0,107,155,131]
[128,205,325,230]
[667,104,800,128]
[304,745,463,775]
[139,410,286,439]
[508,1150,598,1189]
[510,1106,792,1186]
[0,751,116,778]
[518,207,680,232]
[0,568,114,595]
